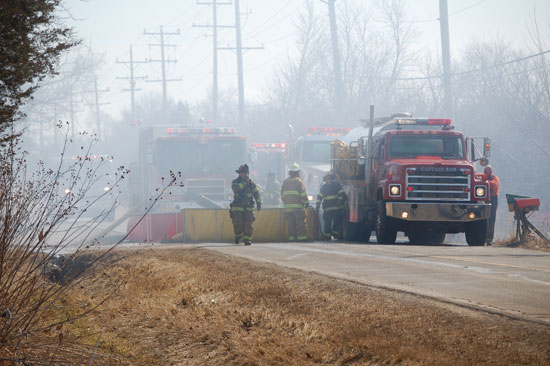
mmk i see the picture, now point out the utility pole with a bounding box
[439,0,453,117]
[117,46,148,121]
[234,0,245,130]
[92,77,109,139]
[327,0,345,120]
[218,0,263,131]
[144,26,182,114]
[195,0,233,123]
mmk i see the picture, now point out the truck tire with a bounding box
[343,221,360,241]
[431,232,446,245]
[465,219,488,246]
[376,200,397,244]
[342,208,371,242]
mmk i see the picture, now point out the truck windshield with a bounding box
[388,135,464,159]
[301,141,331,163]
[154,139,247,176]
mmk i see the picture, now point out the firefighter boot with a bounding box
[244,240,251,246]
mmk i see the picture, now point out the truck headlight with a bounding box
[474,186,486,198]
[389,184,401,196]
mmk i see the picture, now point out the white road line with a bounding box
[264,244,550,286]
[285,253,307,261]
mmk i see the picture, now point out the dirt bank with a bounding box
[64,247,550,365]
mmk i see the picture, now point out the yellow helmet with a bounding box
[288,163,301,172]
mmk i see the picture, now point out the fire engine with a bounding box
[332,112,492,246]
[248,142,287,185]
[290,126,351,197]
[126,125,248,242]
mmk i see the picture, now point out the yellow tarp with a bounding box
[178,208,320,243]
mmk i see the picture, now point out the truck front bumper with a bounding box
[386,202,491,222]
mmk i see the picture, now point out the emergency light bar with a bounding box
[306,127,352,137]
[394,118,451,126]
[251,143,286,151]
[166,127,236,135]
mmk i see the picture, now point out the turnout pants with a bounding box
[285,208,307,241]
[323,209,342,239]
[487,196,498,243]
[232,210,255,241]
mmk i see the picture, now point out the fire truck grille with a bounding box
[186,179,226,201]
[406,167,470,201]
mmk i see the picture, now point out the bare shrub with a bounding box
[0,124,178,364]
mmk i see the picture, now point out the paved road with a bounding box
[196,241,550,324]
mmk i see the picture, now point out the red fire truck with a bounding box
[126,125,248,242]
[290,126,351,197]
[333,113,491,246]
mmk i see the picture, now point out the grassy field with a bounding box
[53,246,550,366]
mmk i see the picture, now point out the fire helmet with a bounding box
[483,165,492,176]
[324,172,335,181]
[236,164,249,174]
[288,163,301,172]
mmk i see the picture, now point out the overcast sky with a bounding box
[63,0,550,120]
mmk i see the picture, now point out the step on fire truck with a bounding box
[126,125,248,242]
[290,126,352,197]
[332,110,492,246]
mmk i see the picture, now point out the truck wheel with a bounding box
[465,219,488,246]
[376,200,397,244]
[343,222,372,243]
[430,232,446,245]
[343,221,360,241]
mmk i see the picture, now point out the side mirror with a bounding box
[483,137,491,158]
[479,157,489,167]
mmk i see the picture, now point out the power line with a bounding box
[453,49,550,76]
[410,0,490,23]
[396,49,550,81]
[244,0,307,40]
[449,0,489,17]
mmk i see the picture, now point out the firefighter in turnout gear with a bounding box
[231,164,261,245]
[262,172,281,207]
[483,165,500,246]
[316,172,346,240]
[281,163,309,241]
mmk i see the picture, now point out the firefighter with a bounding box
[281,163,309,241]
[316,172,346,240]
[230,164,261,246]
[263,171,281,207]
[484,165,500,246]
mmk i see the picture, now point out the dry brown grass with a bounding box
[494,234,550,252]
[60,248,550,366]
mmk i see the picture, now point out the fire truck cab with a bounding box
[333,115,492,246]
[290,126,351,197]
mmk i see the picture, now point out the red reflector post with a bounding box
[516,198,540,210]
